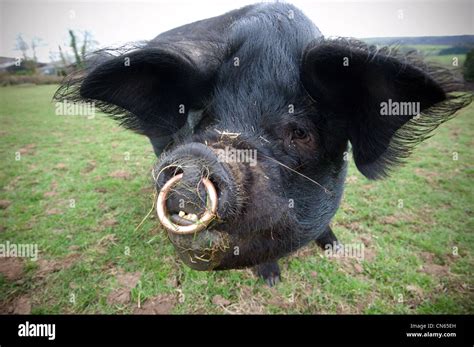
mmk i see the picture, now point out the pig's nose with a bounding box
[155,142,239,234]
[156,164,218,235]
[156,143,227,234]
[164,164,207,214]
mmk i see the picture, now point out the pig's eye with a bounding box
[292,127,309,141]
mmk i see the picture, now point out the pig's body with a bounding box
[55,3,471,285]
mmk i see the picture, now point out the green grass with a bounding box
[405,44,452,55]
[405,44,467,67]
[426,54,466,67]
[0,84,473,314]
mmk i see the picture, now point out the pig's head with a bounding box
[55,4,471,271]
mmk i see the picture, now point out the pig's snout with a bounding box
[157,173,218,235]
[155,142,238,235]
[154,142,240,270]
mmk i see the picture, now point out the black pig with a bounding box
[55,3,471,286]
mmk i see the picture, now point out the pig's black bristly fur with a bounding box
[53,43,215,137]
[54,2,472,273]
[301,37,472,179]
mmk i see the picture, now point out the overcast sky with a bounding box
[1,0,473,62]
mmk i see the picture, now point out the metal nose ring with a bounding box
[156,173,218,235]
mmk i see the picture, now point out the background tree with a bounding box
[463,49,474,82]
[13,34,36,74]
[58,45,70,67]
[69,29,82,67]
[31,37,45,63]
[66,30,97,68]
[15,34,29,61]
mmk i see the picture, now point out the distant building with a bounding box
[0,56,63,75]
[38,63,58,75]
[0,57,17,71]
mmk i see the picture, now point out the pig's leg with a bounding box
[253,261,281,287]
[315,226,341,250]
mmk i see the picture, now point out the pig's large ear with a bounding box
[301,38,471,179]
[54,46,217,138]
[54,4,255,141]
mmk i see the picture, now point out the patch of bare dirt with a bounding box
[109,170,132,180]
[133,294,176,314]
[406,284,424,297]
[107,289,131,305]
[107,270,142,306]
[416,250,453,280]
[414,168,441,185]
[0,295,31,314]
[82,160,97,174]
[35,253,81,278]
[380,215,400,225]
[0,200,12,209]
[414,208,436,227]
[45,208,62,215]
[450,129,460,139]
[55,163,68,170]
[13,296,31,314]
[405,284,427,308]
[329,253,369,277]
[353,262,364,274]
[354,292,377,313]
[101,218,118,228]
[379,210,434,232]
[421,263,450,277]
[43,181,59,199]
[363,247,377,262]
[212,295,231,307]
[0,257,24,281]
[359,234,372,246]
[116,271,141,290]
[419,251,436,263]
[292,243,318,258]
[18,144,36,155]
[335,220,365,233]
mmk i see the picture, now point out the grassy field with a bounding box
[406,44,467,67]
[0,84,473,314]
